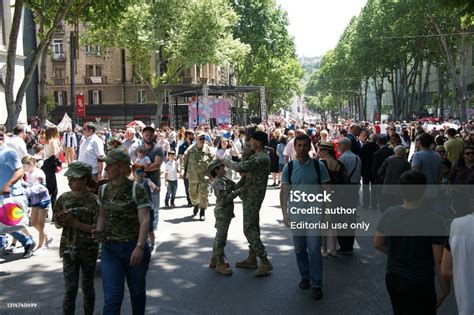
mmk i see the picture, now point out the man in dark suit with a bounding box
[346,124,362,157]
[361,133,379,208]
[371,135,394,210]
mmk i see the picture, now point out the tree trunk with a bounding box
[363,77,368,121]
[459,28,468,122]
[154,88,163,128]
[4,0,25,130]
[437,65,445,118]
[4,0,73,130]
[38,38,49,126]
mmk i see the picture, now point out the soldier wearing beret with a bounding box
[220,131,273,277]
[53,161,100,315]
[208,159,243,276]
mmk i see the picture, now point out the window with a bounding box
[85,45,92,53]
[54,91,67,106]
[96,45,101,56]
[53,39,64,54]
[85,65,94,77]
[95,65,102,77]
[138,90,146,104]
[88,90,102,105]
[54,65,65,78]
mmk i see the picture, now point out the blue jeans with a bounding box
[165,180,178,204]
[101,241,150,315]
[150,190,160,231]
[292,234,322,288]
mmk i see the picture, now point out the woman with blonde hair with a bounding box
[42,126,61,207]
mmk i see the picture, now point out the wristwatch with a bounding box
[136,242,145,249]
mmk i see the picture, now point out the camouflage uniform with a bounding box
[223,151,270,257]
[98,180,151,242]
[212,176,239,256]
[98,179,152,314]
[53,191,99,315]
[183,142,213,209]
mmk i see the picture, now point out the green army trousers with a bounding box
[189,179,209,209]
[242,197,266,257]
[63,254,97,315]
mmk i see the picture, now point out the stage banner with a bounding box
[189,98,230,127]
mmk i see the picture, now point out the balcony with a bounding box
[51,53,66,61]
[84,76,107,84]
[52,77,68,85]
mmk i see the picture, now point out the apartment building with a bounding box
[47,23,230,129]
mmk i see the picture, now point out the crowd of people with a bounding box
[0,116,473,314]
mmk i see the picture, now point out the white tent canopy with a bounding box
[57,113,72,131]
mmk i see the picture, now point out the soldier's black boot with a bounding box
[199,208,206,221]
[193,206,199,216]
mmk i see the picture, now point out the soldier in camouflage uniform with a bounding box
[221,131,273,277]
[53,162,99,315]
[207,159,242,276]
[92,149,152,315]
[183,131,213,220]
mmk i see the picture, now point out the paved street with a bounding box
[1,169,457,314]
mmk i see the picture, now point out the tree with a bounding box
[231,0,304,114]
[84,0,249,127]
[3,0,132,130]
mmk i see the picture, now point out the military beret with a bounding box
[251,131,268,145]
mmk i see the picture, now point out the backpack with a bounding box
[287,159,322,185]
[99,181,139,205]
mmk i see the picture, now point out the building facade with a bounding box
[0,1,28,126]
[46,23,231,129]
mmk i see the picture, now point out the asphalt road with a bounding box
[0,169,458,314]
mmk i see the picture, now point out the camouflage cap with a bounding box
[207,159,224,174]
[64,161,93,178]
[102,148,131,165]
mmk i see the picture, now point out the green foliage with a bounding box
[232,0,304,113]
[83,0,249,87]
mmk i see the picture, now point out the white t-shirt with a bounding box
[26,168,46,187]
[448,214,474,315]
[164,160,178,181]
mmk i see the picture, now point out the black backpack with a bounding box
[287,159,322,185]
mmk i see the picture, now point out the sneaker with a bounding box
[299,279,310,290]
[171,203,175,208]
[44,237,54,249]
[336,249,353,256]
[2,247,14,255]
[23,241,36,259]
[312,287,323,300]
[165,201,169,208]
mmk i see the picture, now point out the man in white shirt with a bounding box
[61,127,77,165]
[123,127,140,162]
[6,124,28,159]
[78,122,105,180]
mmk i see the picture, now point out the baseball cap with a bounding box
[102,148,131,165]
[64,161,93,178]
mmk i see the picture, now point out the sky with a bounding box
[276,0,367,57]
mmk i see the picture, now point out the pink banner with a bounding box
[189,98,230,127]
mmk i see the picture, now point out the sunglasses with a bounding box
[436,150,446,153]
[134,169,145,175]
[464,152,474,156]
[198,137,205,141]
